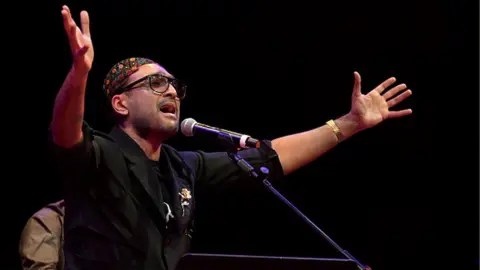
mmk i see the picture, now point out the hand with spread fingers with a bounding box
[61,5,94,75]
[348,72,413,132]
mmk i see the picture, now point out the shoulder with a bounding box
[168,146,201,168]
[19,200,64,254]
[68,120,117,147]
[23,200,64,234]
[163,144,199,180]
[163,144,195,161]
[79,123,122,161]
[19,201,64,264]
[91,126,116,147]
[47,120,115,155]
[45,200,65,217]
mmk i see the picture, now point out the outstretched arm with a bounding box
[51,6,94,148]
[272,72,413,175]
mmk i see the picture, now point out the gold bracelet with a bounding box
[326,119,344,142]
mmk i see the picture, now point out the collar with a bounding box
[108,125,159,164]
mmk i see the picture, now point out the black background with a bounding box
[4,0,478,269]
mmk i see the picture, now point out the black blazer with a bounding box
[49,122,284,270]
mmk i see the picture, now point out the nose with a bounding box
[163,83,179,100]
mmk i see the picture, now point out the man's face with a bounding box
[115,64,182,139]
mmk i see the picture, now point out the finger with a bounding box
[61,16,78,52]
[387,89,412,107]
[61,5,69,17]
[352,71,362,97]
[61,6,79,49]
[374,77,396,94]
[63,5,75,26]
[70,24,81,50]
[61,5,74,31]
[80,11,90,37]
[63,5,71,14]
[388,109,412,119]
[383,83,407,100]
[61,9,70,33]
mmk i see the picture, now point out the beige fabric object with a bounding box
[19,200,65,270]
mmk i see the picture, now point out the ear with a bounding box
[111,94,129,116]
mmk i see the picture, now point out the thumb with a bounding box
[74,44,89,59]
[72,45,91,75]
[352,71,362,97]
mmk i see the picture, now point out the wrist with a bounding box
[330,113,362,141]
[69,66,89,87]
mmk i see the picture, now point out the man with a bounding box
[50,5,412,270]
[19,200,65,270]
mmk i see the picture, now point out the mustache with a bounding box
[157,98,179,113]
[157,98,177,107]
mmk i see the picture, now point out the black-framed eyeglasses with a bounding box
[117,73,187,100]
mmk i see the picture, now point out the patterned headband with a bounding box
[103,57,156,97]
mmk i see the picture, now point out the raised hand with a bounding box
[349,72,413,131]
[61,5,94,75]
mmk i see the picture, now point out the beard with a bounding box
[132,111,179,141]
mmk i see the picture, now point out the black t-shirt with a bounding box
[148,159,173,225]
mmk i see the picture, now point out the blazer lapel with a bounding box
[160,145,193,232]
[158,150,181,221]
[128,157,166,221]
[108,127,166,225]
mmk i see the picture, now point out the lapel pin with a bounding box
[179,188,192,216]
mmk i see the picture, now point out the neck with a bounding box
[119,124,163,161]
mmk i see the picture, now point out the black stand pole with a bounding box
[219,135,371,270]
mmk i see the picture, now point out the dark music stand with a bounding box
[176,253,359,270]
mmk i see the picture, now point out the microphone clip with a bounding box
[217,132,241,153]
[218,132,269,181]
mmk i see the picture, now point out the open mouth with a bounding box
[159,102,177,115]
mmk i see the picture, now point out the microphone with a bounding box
[181,118,260,149]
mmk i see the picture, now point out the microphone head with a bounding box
[181,118,197,137]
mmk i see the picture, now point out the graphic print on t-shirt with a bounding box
[163,202,174,224]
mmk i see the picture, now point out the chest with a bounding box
[94,159,195,235]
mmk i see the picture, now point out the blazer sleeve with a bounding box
[48,121,101,188]
[180,140,284,192]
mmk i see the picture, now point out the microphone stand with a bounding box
[218,134,370,270]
